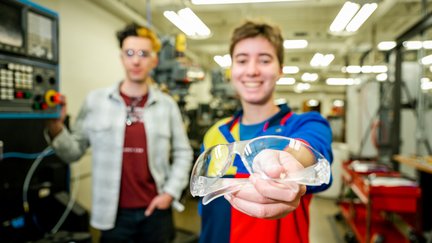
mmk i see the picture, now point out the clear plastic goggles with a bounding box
[190,135,330,205]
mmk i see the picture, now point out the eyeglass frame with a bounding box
[122,49,156,59]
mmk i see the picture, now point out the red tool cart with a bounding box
[338,160,422,243]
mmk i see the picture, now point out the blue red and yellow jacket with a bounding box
[198,104,333,243]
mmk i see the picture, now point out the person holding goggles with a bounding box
[195,20,333,243]
[191,135,331,205]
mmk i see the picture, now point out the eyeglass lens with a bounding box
[202,144,236,177]
[124,49,152,58]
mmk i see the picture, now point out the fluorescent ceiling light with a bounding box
[329,1,377,33]
[282,66,299,74]
[179,8,210,36]
[423,41,432,49]
[310,53,322,67]
[164,11,194,36]
[343,65,387,73]
[321,54,334,66]
[403,41,422,50]
[403,40,432,50]
[376,73,387,82]
[326,78,360,85]
[277,77,296,85]
[371,65,387,73]
[163,8,211,39]
[346,3,377,32]
[421,54,432,65]
[192,0,305,5]
[361,65,373,73]
[214,54,231,68]
[343,65,361,73]
[377,41,396,51]
[283,40,308,49]
[379,40,432,51]
[329,2,360,32]
[294,83,310,93]
[301,72,318,82]
[310,53,334,67]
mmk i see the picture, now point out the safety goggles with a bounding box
[190,135,330,205]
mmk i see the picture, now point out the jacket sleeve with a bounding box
[287,112,333,194]
[44,96,91,163]
[162,99,193,200]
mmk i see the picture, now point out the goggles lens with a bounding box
[190,135,330,205]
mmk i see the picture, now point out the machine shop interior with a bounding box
[1,0,432,242]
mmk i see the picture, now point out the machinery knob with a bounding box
[44,90,62,107]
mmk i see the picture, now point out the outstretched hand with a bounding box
[224,149,306,219]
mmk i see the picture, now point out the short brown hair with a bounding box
[229,20,284,67]
[116,23,161,52]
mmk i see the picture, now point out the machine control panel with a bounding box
[0,55,60,118]
[0,0,60,119]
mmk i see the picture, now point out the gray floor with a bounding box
[173,195,343,243]
[309,196,343,243]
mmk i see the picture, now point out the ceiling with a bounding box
[89,0,431,92]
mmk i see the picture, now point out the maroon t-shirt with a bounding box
[119,92,158,208]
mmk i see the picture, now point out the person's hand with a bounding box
[46,95,67,138]
[145,193,174,216]
[224,149,306,219]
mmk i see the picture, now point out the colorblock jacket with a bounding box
[199,104,333,243]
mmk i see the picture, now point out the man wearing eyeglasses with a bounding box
[45,23,193,243]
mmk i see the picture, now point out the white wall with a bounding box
[32,0,127,210]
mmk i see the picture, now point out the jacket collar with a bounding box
[108,80,161,106]
[219,103,292,143]
[226,103,291,129]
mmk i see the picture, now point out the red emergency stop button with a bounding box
[15,91,24,99]
[50,93,62,104]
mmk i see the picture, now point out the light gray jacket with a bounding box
[45,82,193,230]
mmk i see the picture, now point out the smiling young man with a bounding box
[46,24,193,243]
[198,20,333,243]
